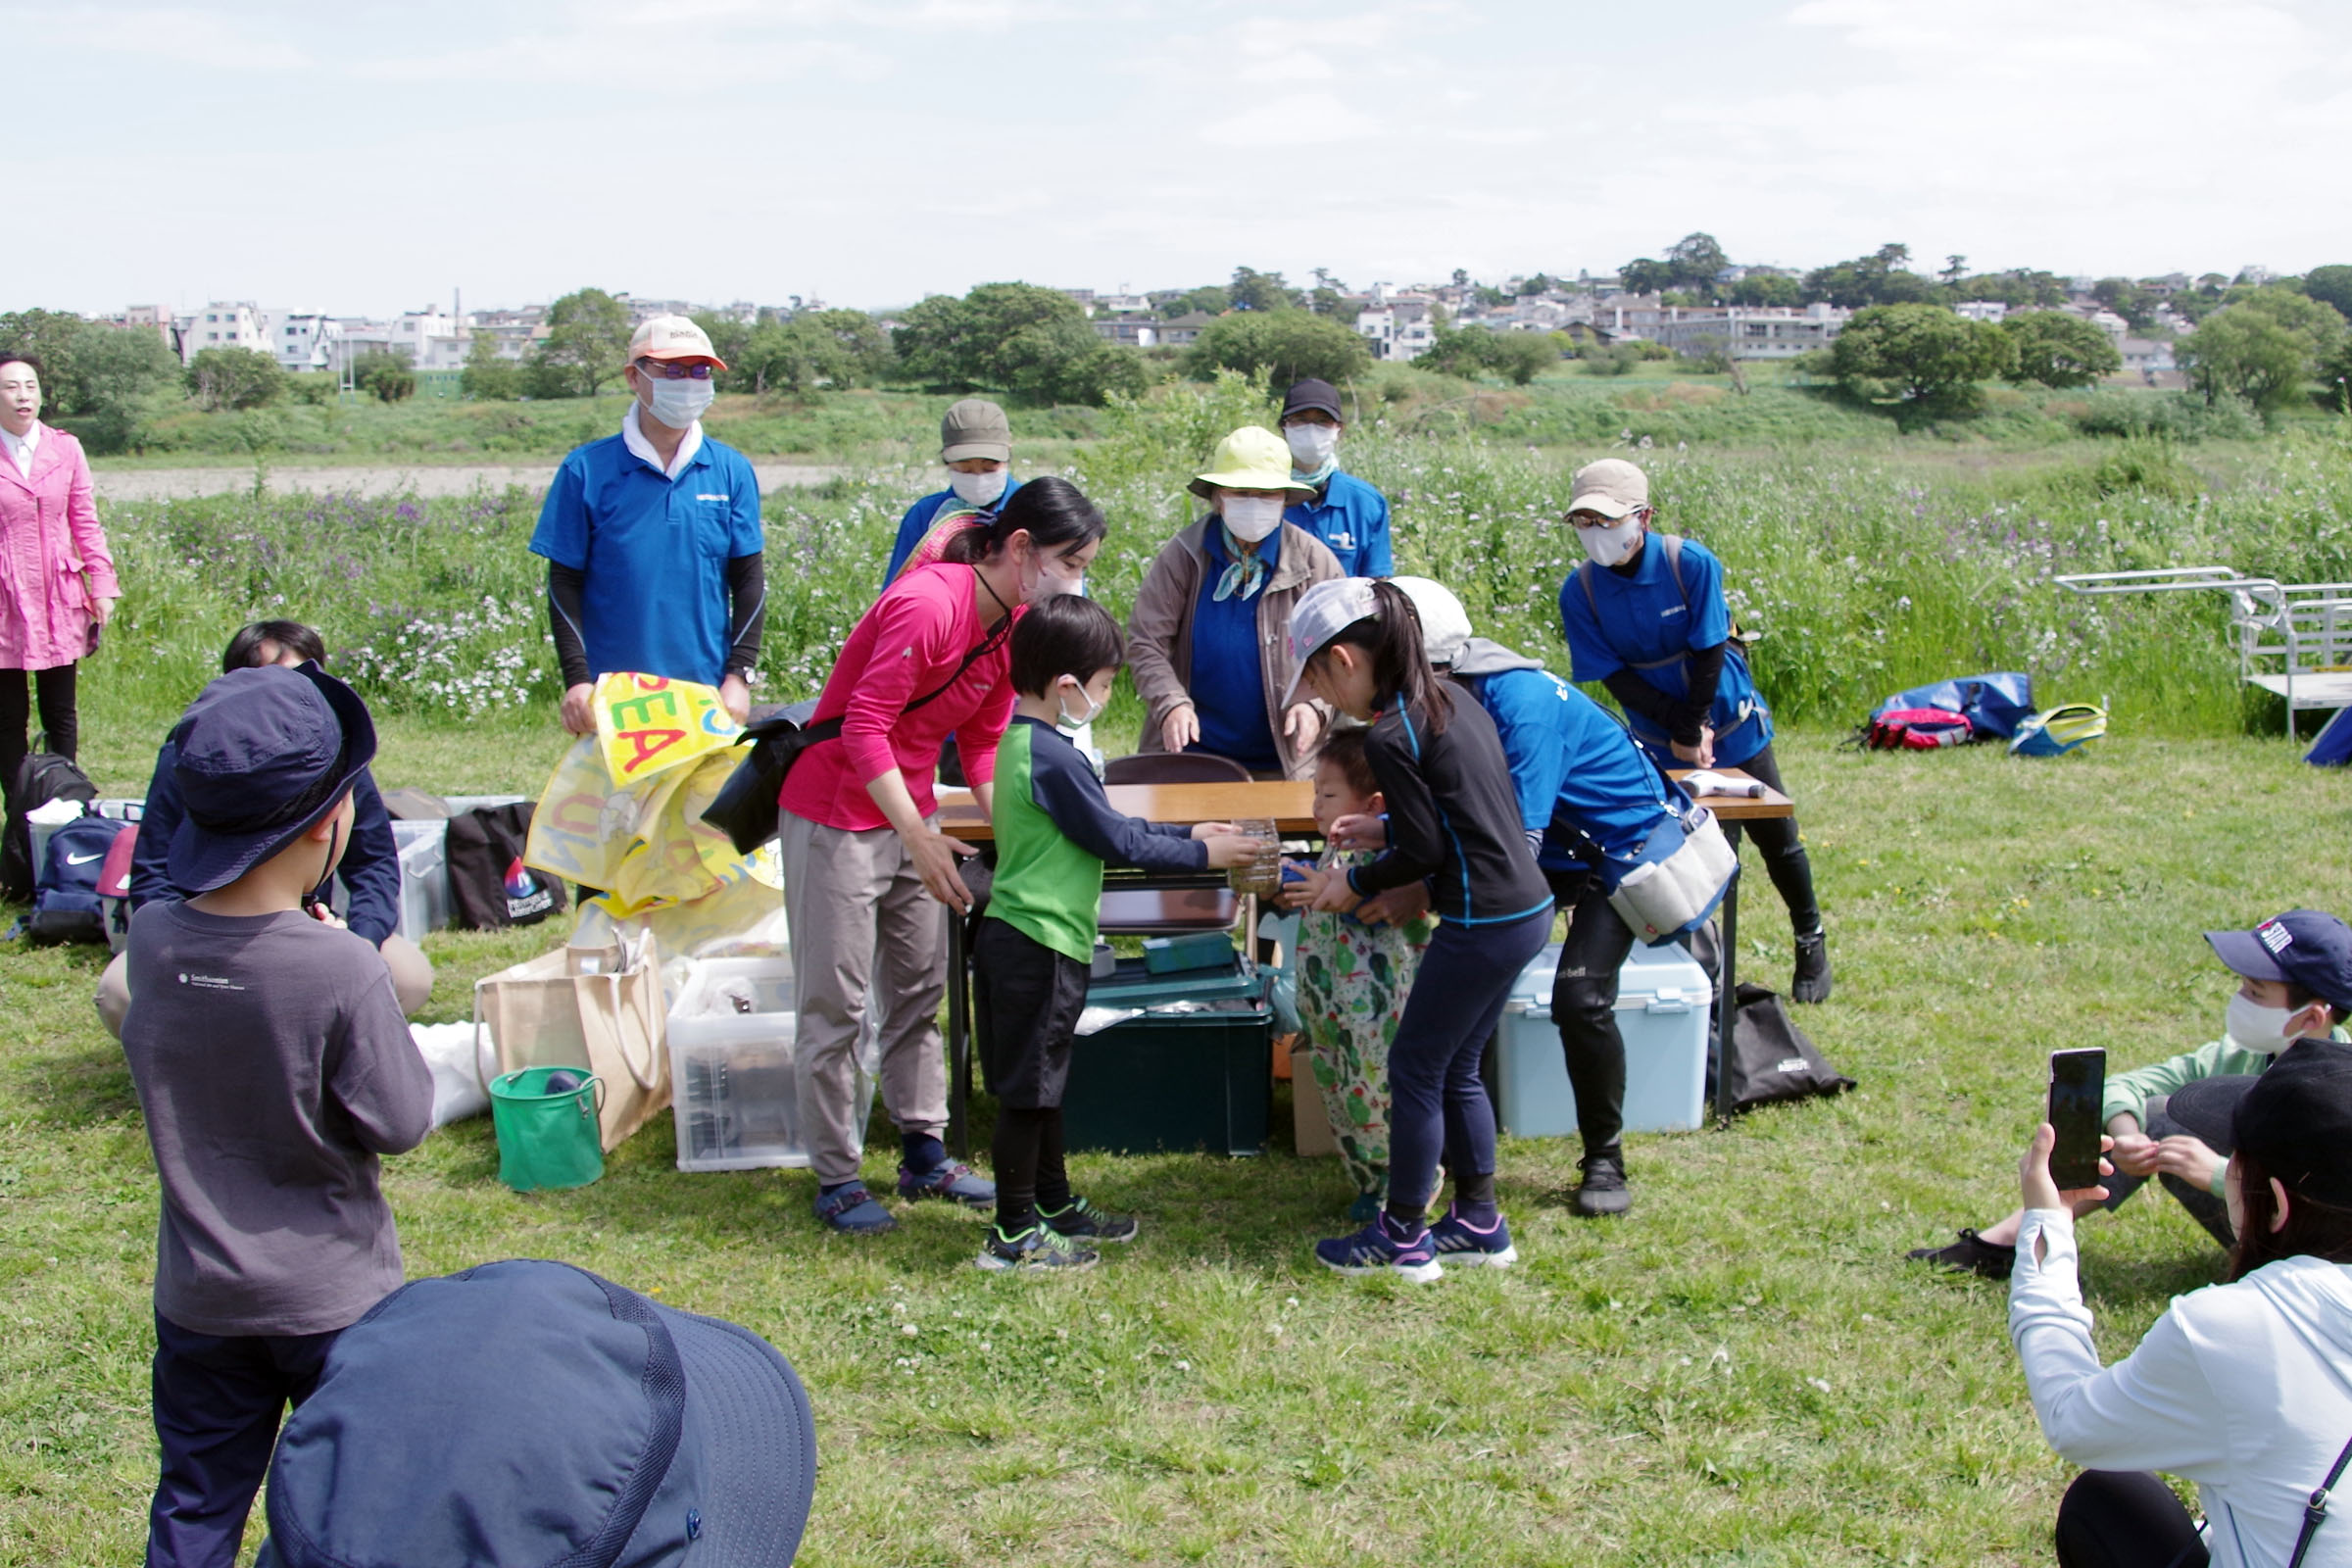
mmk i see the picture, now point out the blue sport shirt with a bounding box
[1286,469,1393,577]
[1188,526,1281,770]
[883,478,1024,587]
[529,432,763,687]
[1557,534,1771,766]
[1460,669,1678,879]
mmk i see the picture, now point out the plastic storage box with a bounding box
[664,956,878,1172]
[390,819,449,945]
[666,956,806,1172]
[1490,941,1711,1138]
[1060,955,1271,1156]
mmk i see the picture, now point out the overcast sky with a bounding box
[10,0,2349,318]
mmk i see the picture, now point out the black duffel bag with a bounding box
[1713,981,1856,1114]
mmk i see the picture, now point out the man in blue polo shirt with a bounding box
[881,398,1023,587]
[532,316,765,735]
[1279,378,1393,577]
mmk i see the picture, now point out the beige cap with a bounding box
[941,399,1012,464]
[1569,458,1649,518]
[628,315,725,368]
[1187,426,1319,501]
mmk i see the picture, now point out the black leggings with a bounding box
[992,1105,1071,1232]
[0,664,78,793]
[1720,744,1821,937]
[2054,1470,2207,1568]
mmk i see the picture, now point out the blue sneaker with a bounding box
[1314,1213,1443,1283]
[1428,1203,1518,1268]
[813,1182,896,1235]
[898,1158,995,1207]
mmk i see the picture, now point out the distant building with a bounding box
[260,311,343,372]
[471,306,550,363]
[1092,318,1158,348]
[2120,337,2176,376]
[177,301,269,365]
[1954,300,2009,323]
[1355,298,1436,362]
[114,306,176,350]
[1157,311,1215,348]
[1644,304,1851,360]
[337,306,471,371]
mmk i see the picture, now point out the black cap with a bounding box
[1281,378,1344,423]
[2205,910,2352,1014]
[2230,1038,2352,1206]
[2162,1073,2259,1152]
[259,1260,816,1568]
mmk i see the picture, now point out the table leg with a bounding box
[948,908,969,1161]
[1714,866,1740,1125]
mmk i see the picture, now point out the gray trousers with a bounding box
[779,811,950,1186]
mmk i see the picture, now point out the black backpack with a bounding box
[445,802,566,930]
[27,815,121,943]
[4,753,98,902]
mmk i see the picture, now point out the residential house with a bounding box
[1092,318,1158,348]
[1355,298,1436,362]
[337,306,472,371]
[1954,300,2009,323]
[176,301,269,365]
[1156,311,1215,348]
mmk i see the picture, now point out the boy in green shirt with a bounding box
[974,595,1260,1271]
[1910,908,2352,1279]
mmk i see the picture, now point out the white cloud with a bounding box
[13,5,315,70]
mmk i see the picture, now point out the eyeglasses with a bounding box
[1566,508,1647,529]
[636,360,714,380]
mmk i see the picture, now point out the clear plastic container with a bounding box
[666,956,808,1172]
[390,819,448,945]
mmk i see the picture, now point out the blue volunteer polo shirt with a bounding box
[529,430,763,686]
[1558,533,1771,766]
[883,476,1025,587]
[1188,526,1281,770]
[1462,672,1679,881]
[1285,468,1393,577]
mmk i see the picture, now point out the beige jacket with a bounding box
[1126,516,1345,780]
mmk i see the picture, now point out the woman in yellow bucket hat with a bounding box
[1126,426,1345,779]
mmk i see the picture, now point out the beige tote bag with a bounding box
[473,935,669,1153]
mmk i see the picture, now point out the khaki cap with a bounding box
[940,399,1012,464]
[1569,458,1649,518]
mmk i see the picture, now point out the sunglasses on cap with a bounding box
[635,359,715,380]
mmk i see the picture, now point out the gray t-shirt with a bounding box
[121,901,432,1337]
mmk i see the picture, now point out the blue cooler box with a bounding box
[1491,941,1711,1138]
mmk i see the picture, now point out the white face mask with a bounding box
[1285,423,1339,469]
[642,376,713,429]
[950,468,1007,508]
[1578,516,1643,567]
[1054,678,1104,732]
[2227,993,2310,1054]
[1019,546,1086,605]
[1221,495,1286,543]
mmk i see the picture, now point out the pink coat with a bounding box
[0,424,118,670]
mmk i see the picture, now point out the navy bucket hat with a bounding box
[166,662,376,895]
[258,1259,817,1568]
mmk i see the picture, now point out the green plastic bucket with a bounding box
[488,1066,605,1192]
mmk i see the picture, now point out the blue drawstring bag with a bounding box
[2010,704,2108,758]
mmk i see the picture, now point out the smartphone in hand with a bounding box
[2047,1048,2107,1191]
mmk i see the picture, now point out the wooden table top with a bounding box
[936,768,1789,841]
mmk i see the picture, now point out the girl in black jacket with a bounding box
[1286,579,1553,1280]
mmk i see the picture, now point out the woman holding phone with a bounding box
[2010,1038,2352,1567]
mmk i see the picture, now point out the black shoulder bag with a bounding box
[703,615,1009,855]
[2288,1433,2352,1568]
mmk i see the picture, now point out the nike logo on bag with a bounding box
[66,852,104,865]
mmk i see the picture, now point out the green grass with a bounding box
[6,718,2348,1565]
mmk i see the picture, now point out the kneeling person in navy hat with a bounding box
[118,662,431,1568]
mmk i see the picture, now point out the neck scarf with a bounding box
[1212,523,1269,602]
[1291,458,1337,492]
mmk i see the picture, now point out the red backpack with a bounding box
[1862,708,1975,750]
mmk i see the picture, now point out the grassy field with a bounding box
[5,715,2349,1565]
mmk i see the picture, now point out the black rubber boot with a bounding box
[1791,931,1832,1004]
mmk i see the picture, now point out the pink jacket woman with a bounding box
[0,422,118,670]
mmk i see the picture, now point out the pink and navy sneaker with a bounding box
[898,1158,995,1207]
[1427,1203,1519,1268]
[1314,1212,1443,1283]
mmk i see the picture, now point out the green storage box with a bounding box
[1062,956,1271,1156]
